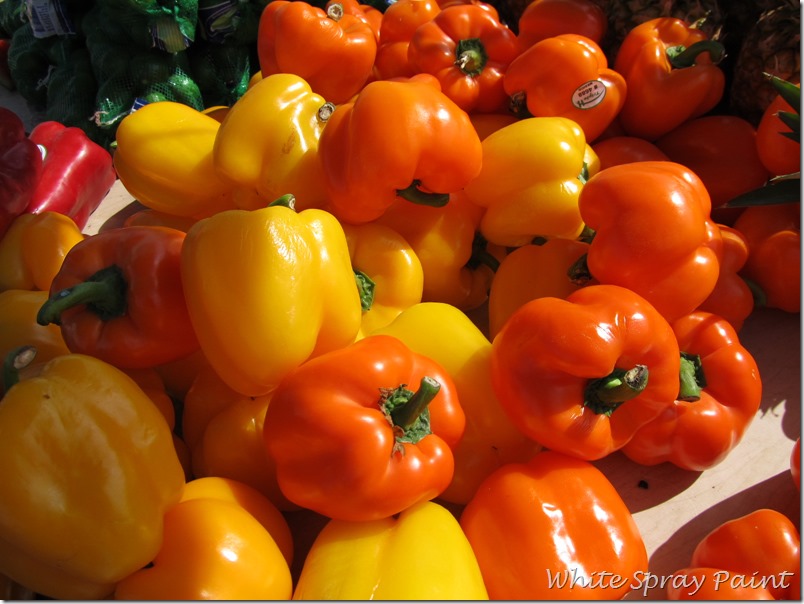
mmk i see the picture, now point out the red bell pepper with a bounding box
[26,121,117,232]
[0,107,43,240]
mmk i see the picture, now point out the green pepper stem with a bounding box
[467,232,500,272]
[454,38,488,77]
[354,269,376,312]
[268,193,297,209]
[37,265,128,326]
[678,352,706,402]
[667,40,725,68]
[390,376,441,431]
[397,181,450,207]
[585,364,649,416]
[2,346,37,393]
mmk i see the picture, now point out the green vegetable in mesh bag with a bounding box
[196,0,267,46]
[188,38,251,106]
[0,0,28,38]
[95,0,198,52]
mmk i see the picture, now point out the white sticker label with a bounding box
[571,80,607,110]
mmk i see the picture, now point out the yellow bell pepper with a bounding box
[0,211,84,292]
[212,73,333,212]
[341,222,424,340]
[292,500,489,599]
[180,196,362,397]
[463,116,593,247]
[0,352,185,600]
[113,101,237,219]
[0,289,70,369]
[372,302,541,505]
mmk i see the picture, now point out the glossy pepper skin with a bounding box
[406,4,519,113]
[212,73,332,212]
[293,501,488,599]
[318,73,483,224]
[504,34,626,143]
[591,135,669,170]
[621,311,762,471]
[0,107,43,240]
[690,509,801,600]
[0,353,185,600]
[0,211,84,293]
[373,0,441,80]
[460,450,649,599]
[372,302,542,505]
[578,161,723,323]
[756,84,801,177]
[463,116,592,247]
[341,222,424,339]
[613,17,726,141]
[37,226,200,369]
[491,284,681,460]
[515,0,607,52]
[257,0,377,104]
[180,200,362,397]
[263,334,465,521]
[733,203,801,313]
[113,101,237,219]
[26,121,116,231]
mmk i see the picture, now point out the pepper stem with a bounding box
[667,40,725,68]
[585,364,649,416]
[678,352,706,401]
[354,268,376,312]
[567,252,593,285]
[466,232,500,272]
[454,38,488,77]
[269,193,297,209]
[37,265,128,326]
[396,180,450,207]
[2,346,36,393]
[380,376,441,446]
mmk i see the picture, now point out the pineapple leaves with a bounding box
[724,176,801,208]
[765,72,801,143]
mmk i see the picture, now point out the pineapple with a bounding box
[727,0,801,126]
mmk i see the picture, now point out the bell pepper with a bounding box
[733,202,801,314]
[487,237,593,339]
[372,302,542,505]
[293,500,489,599]
[655,115,772,223]
[317,73,483,224]
[515,0,607,51]
[756,82,801,177]
[0,107,43,240]
[460,450,649,599]
[406,4,519,113]
[329,0,383,42]
[263,334,465,521]
[0,352,185,600]
[504,33,627,143]
[114,486,293,599]
[113,101,237,219]
[341,222,424,339]
[123,208,198,232]
[212,73,332,212]
[613,17,726,141]
[462,116,591,247]
[37,226,201,369]
[591,135,669,170]
[0,290,70,373]
[666,567,775,600]
[688,509,801,600]
[181,366,297,511]
[257,0,377,104]
[180,197,362,397]
[577,161,723,323]
[373,0,441,80]
[696,225,754,333]
[491,283,681,460]
[792,438,801,490]
[0,211,84,293]
[25,121,117,231]
[620,311,762,471]
[374,191,505,311]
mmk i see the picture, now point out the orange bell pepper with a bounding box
[733,203,801,313]
[373,0,441,80]
[37,226,200,369]
[504,33,626,143]
[591,135,669,170]
[578,161,723,323]
[257,0,377,104]
[460,450,649,599]
[0,289,70,372]
[406,4,519,113]
[613,17,726,140]
[329,0,382,43]
[621,311,762,471]
[318,73,483,224]
[756,80,801,177]
[263,334,465,521]
[491,284,681,460]
[515,0,607,52]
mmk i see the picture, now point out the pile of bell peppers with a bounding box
[0,0,800,599]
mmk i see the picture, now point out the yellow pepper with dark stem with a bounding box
[212,73,333,212]
[372,302,542,505]
[180,194,362,397]
[0,351,185,600]
[341,222,424,340]
[292,500,489,599]
[113,101,238,219]
[463,116,596,247]
[0,212,84,293]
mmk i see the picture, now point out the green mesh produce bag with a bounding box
[95,0,198,52]
[196,0,267,46]
[188,38,251,107]
[0,0,28,38]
